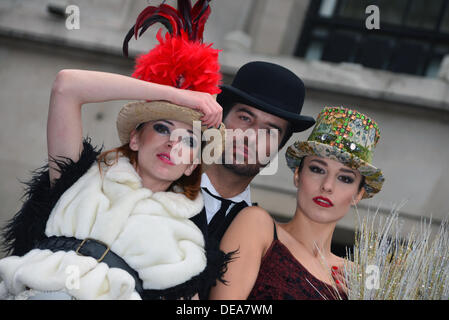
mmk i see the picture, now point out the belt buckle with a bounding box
[75,238,111,263]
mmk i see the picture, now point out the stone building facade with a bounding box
[1,0,448,256]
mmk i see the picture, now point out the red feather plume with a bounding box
[123,0,221,95]
[132,29,221,95]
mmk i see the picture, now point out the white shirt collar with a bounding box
[200,172,252,224]
[200,172,251,205]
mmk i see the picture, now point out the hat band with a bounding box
[309,132,373,163]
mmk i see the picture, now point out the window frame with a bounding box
[295,0,449,77]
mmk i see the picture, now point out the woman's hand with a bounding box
[168,87,223,129]
[331,265,349,295]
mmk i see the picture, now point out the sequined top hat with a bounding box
[285,107,384,198]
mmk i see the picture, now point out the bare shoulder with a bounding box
[236,205,273,225]
[331,254,353,269]
[223,205,274,246]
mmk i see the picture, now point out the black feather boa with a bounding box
[1,138,102,256]
[1,138,236,300]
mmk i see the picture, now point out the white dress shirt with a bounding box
[200,172,252,224]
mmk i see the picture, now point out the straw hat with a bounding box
[116,101,226,157]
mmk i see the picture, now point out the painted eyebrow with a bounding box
[339,168,356,176]
[159,120,194,134]
[310,159,328,167]
[310,159,356,176]
[236,108,283,134]
[160,120,174,126]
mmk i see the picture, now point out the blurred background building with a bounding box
[1,0,448,257]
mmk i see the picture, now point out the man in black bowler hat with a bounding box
[192,61,315,254]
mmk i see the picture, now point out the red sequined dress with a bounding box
[247,222,347,300]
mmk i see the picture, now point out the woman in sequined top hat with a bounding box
[210,107,385,300]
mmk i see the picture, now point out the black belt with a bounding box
[35,236,143,295]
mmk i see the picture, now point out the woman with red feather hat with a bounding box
[0,0,230,300]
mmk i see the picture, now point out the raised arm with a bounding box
[47,69,222,183]
[209,206,273,300]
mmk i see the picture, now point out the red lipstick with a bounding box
[157,153,174,166]
[313,196,334,208]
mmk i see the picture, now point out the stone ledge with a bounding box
[2,1,449,112]
[221,52,449,113]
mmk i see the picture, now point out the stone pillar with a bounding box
[248,0,311,56]
[220,0,254,54]
[438,54,449,82]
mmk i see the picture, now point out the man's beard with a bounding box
[221,151,268,177]
[220,139,271,177]
[222,163,262,177]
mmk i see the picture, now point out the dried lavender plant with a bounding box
[343,206,449,300]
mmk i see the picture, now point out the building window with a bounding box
[295,0,449,77]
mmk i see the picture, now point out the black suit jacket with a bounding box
[190,207,208,240]
[190,201,248,300]
[190,201,250,246]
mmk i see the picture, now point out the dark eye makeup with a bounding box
[338,175,355,184]
[153,123,170,135]
[154,122,198,149]
[309,165,355,184]
[182,136,197,148]
[309,165,325,174]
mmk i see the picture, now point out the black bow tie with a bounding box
[202,188,248,241]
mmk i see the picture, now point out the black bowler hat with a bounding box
[217,61,315,132]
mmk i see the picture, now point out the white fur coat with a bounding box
[0,157,205,300]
